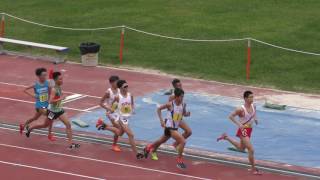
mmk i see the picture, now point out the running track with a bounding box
[0,54,314,179]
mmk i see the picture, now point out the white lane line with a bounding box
[0,81,100,99]
[83,105,100,111]
[0,143,213,180]
[0,160,105,180]
[64,94,83,101]
[63,95,87,104]
[0,96,91,112]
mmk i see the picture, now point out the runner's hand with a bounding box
[185,111,191,117]
[239,124,245,130]
[160,119,165,128]
[255,119,258,125]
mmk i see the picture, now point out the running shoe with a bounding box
[217,133,228,142]
[111,144,121,152]
[177,157,187,169]
[143,144,152,159]
[136,152,144,159]
[25,126,31,138]
[96,118,106,130]
[151,152,158,161]
[69,143,80,149]
[48,134,56,141]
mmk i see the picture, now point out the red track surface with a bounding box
[0,55,306,179]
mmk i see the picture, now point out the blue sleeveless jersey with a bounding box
[34,80,50,108]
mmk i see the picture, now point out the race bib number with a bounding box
[241,129,248,137]
[48,112,55,120]
[121,105,132,114]
[111,102,118,111]
[172,113,182,122]
[39,93,48,102]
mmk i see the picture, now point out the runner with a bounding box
[96,75,123,152]
[144,88,187,169]
[217,90,261,175]
[20,67,55,141]
[150,79,191,161]
[26,71,80,149]
[109,79,144,159]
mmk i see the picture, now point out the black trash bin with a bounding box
[79,42,100,66]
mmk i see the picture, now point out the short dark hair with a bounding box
[52,72,61,80]
[35,68,47,76]
[172,78,181,87]
[243,91,253,98]
[109,75,119,83]
[117,79,127,88]
[174,88,184,97]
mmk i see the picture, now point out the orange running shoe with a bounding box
[96,118,106,130]
[48,134,56,141]
[111,144,121,152]
[217,133,228,142]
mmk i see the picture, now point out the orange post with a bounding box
[246,39,251,80]
[0,15,5,37]
[119,28,125,64]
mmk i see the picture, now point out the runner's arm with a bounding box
[254,105,258,125]
[183,103,191,117]
[24,85,35,98]
[99,92,113,112]
[229,108,244,129]
[157,103,170,127]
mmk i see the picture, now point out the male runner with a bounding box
[106,79,144,159]
[26,72,80,149]
[150,79,191,160]
[144,88,187,169]
[20,67,55,141]
[217,90,261,175]
[96,75,123,152]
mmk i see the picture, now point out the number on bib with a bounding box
[111,102,118,111]
[241,129,248,137]
[172,113,182,122]
[48,112,55,120]
[121,105,132,114]
[39,94,48,102]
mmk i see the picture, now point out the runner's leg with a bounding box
[173,121,192,147]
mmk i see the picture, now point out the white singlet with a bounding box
[117,92,133,124]
[105,88,120,120]
[165,101,184,129]
[239,104,256,128]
